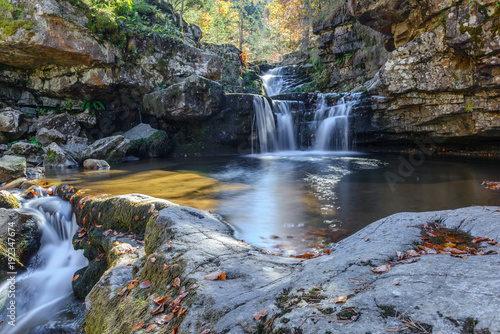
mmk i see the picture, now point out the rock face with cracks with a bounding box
[82,203,500,334]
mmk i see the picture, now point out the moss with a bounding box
[0,19,34,36]
[0,191,21,209]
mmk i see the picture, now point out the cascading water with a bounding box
[273,100,296,151]
[253,65,359,153]
[314,93,359,151]
[0,192,87,334]
[252,96,278,153]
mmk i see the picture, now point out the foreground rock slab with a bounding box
[83,205,500,334]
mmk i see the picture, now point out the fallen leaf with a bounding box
[140,280,151,289]
[146,324,157,333]
[150,257,156,263]
[473,237,489,243]
[173,277,180,287]
[95,224,103,228]
[290,253,318,259]
[323,249,333,255]
[253,310,268,320]
[393,281,400,286]
[372,264,391,274]
[103,229,112,236]
[171,328,178,334]
[72,274,80,282]
[148,204,155,213]
[335,296,347,304]
[135,215,139,221]
[151,303,165,316]
[364,237,370,241]
[396,250,404,261]
[179,286,185,295]
[204,270,226,280]
[201,330,211,334]
[133,321,145,331]
[117,286,128,296]
[170,292,188,307]
[407,250,419,257]
[163,264,169,270]
[178,307,187,317]
[165,313,174,322]
[153,296,172,305]
[128,279,139,290]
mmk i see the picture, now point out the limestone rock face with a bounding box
[36,127,66,147]
[36,113,81,138]
[346,0,500,149]
[143,75,225,121]
[0,155,27,183]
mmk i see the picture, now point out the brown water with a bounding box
[43,153,500,255]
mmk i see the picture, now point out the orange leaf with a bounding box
[140,280,151,289]
[153,296,172,305]
[170,292,188,307]
[253,310,268,320]
[372,264,391,274]
[323,249,333,255]
[150,257,156,263]
[204,270,226,281]
[95,224,103,228]
[473,237,489,243]
[151,303,165,316]
[171,328,178,334]
[178,307,187,317]
[163,264,169,270]
[364,237,370,242]
[133,321,145,331]
[146,324,157,333]
[128,279,139,290]
[72,274,80,282]
[173,277,180,287]
[334,296,347,304]
[117,286,127,296]
[135,216,139,221]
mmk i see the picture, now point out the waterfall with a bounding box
[0,191,87,334]
[273,100,296,151]
[314,94,359,151]
[252,96,278,153]
[262,67,285,96]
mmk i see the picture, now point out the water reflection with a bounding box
[42,154,500,254]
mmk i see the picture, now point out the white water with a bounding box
[314,94,359,151]
[273,100,296,151]
[0,194,87,334]
[262,67,286,96]
[252,96,278,153]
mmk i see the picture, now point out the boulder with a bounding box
[83,204,500,334]
[0,209,40,281]
[43,142,78,169]
[82,135,130,163]
[83,159,110,169]
[123,123,172,158]
[26,167,45,178]
[62,136,89,162]
[36,113,81,138]
[0,155,27,183]
[0,190,21,209]
[36,127,67,146]
[0,107,28,140]
[143,75,225,122]
[75,112,97,128]
[5,142,45,165]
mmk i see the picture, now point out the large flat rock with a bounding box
[85,205,500,333]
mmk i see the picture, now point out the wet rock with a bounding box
[0,190,21,209]
[26,167,45,178]
[36,127,67,146]
[0,155,27,183]
[83,159,110,169]
[82,135,130,163]
[43,142,78,169]
[1,177,29,190]
[84,204,500,334]
[123,123,171,158]
[143,75,225,122]
[0,209,40,281]
[5,142,44,165]
[0,107,29,141]
[36,113,81,138]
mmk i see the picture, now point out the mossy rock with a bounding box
[127,130,172,158]
[0,190,20,209]
[72,260,108,300]
[0,155,26,184]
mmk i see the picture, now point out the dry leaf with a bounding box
[117,287,128,296]
[163,264,169,270]
[171,328,178,334]
[72,274,80,281]
[204,270,226,281]
[146,324,157,333]
[372,264,391,274]
[151,303,165,316]
[473,237,489,243]
[140,280,151,289]
[201,330,211,334]
[364,237,370,242]
[133,321,145,331]
[173,277,180,287]
[153,296,171,305]
[253,310,268,320]
[335,296,347,304]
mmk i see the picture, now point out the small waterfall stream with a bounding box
[253,66,358,153]
[0,192,87,334]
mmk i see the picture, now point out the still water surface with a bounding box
[44,152,500,254]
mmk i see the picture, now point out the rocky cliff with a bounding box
[0,0,258,160]
[316,0,500,152]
